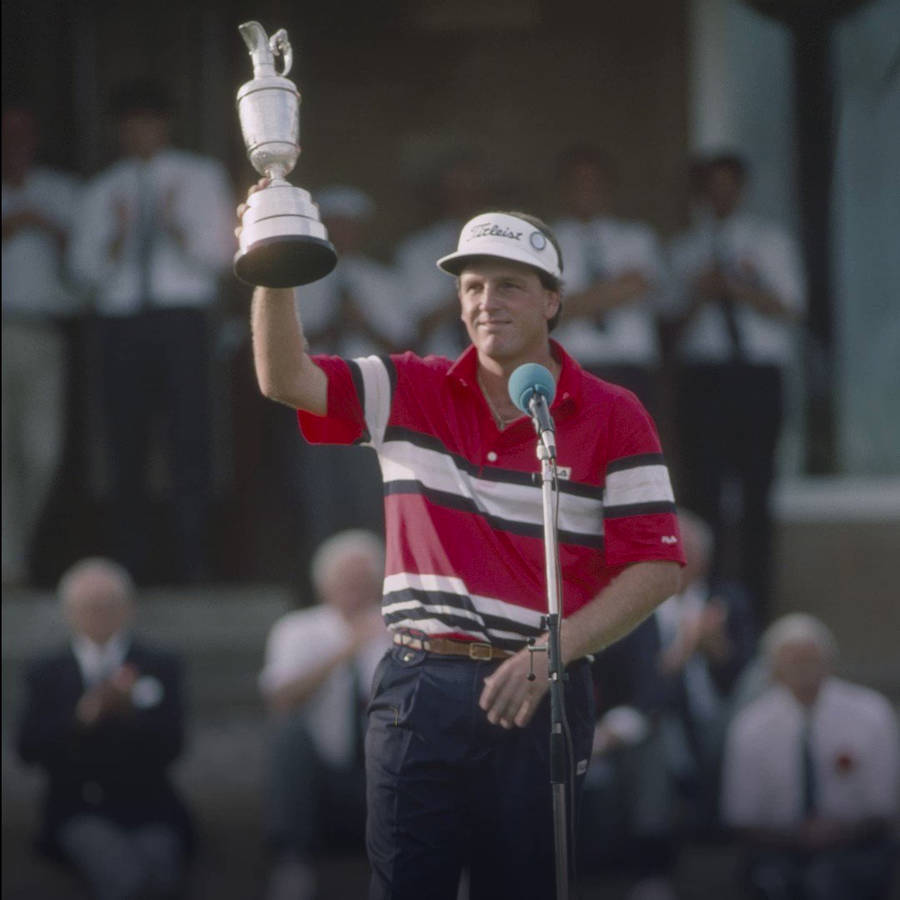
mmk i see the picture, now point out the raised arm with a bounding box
[251,285,327,413]
[239,178,328,413]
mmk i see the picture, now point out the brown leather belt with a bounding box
[393,631,515,661]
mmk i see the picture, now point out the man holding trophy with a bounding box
[235,21,684,900]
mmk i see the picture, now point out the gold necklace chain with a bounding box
[478,375,518,429]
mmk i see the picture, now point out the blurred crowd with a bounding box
[5,78,805,620]
[13,541,899,899]
[5,76,899,900]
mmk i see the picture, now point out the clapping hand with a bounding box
[75,663,139,726]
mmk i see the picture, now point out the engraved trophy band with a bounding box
[234,21,337,287]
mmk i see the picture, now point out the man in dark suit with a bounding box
[15,557,193,899]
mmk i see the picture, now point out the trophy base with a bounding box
[235,234,337,288]
[234,181,338,287]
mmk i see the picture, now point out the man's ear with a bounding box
[545,290,561,321]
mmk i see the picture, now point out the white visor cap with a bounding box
[437,212,562,281]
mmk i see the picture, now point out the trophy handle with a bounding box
[269,29,293,77]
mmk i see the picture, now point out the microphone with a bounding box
[508,363,557,457]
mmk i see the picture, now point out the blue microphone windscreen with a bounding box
[508,363,556,413]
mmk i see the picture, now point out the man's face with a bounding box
[64,572,133,645]
[118,111,170,160]
[704,164,744,219]
[773,639,829,707]
[562,162,611,220]
[2,108,38,178]
[322,552,381,619]
[439,159,489,218]
[678,523,710,589]
[323,214,365,255]
[458,259,559,367]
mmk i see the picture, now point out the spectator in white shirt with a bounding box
[667,152,806,619]
[395,150,493,357]
[300,185,409,359]
[552,145,670,417]
[259,530,390,900]
[68,79,234,584]
[721,613,899,900]
[2,104,81,585]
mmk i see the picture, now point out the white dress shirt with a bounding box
[395,219,466,358]
[296,253,411,358]
[552,215,670,367]
[2,167,81,318]
[68,148,234,315]
[71,632,130,688]
[721,678,900,828]
[667,212,806,366]
[259,604,391,768]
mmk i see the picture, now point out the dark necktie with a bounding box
[585,223,609,332]
[712,228,744,360]
[135,164,157,309]
[801,719,818,817]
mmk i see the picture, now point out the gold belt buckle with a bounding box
[468,642,493,661]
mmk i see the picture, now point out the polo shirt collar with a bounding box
[446,339,583,414]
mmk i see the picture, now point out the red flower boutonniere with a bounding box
[834,751,856,775]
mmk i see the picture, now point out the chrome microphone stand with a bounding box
[509,363,573,899]
[532,432,570,900]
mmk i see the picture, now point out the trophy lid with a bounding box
[239,21,293,79]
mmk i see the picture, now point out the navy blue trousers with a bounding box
[97,307,212,583]
[674,362,784,618]
[365,645,595,900]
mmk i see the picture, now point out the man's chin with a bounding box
[475,333,504,351]
[477,338,520,364]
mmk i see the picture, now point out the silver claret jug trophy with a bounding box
[234,21,337,287]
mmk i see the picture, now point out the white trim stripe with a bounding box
[385,570,467,597]
[379,441,472,502]
[604,464,674,508]
[354,355,392,446]
[386,615,483,637]
[383,571,545,632]
[382,597,486,626]
[380,440,604,538]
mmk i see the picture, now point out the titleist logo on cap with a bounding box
[468,222,523,241]
[436,210,562,279]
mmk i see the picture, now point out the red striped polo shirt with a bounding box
[298,341,684,651]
